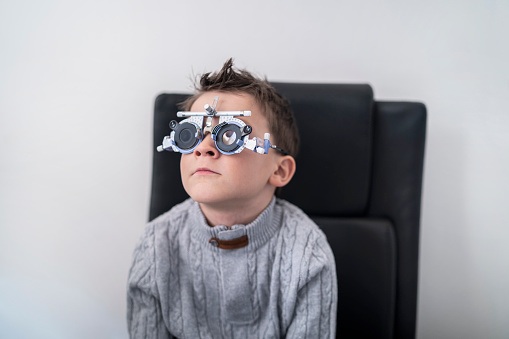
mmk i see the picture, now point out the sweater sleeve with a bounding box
[286,236,338,339]
[127,224,172,339]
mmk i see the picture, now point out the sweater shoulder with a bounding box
[136,198,193,259]
[149,197,194,226]
[276,198,326,241]
[137,198,193,252]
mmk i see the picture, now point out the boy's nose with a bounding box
[193,134,219,158]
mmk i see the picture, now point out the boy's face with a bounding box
[180,91,281,211]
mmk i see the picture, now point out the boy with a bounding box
[127,59,337,338]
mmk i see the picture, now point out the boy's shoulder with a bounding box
[149,197,195,225]
[130,198,194,267]
[134,198,195,249]
[276,198,321,231]
[275,198,330,246]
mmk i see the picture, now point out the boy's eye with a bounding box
[179,129,193,143]
[222,130,237,146]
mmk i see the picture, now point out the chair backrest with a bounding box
[149,83,426,339]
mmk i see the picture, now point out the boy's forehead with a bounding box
[191,91,258,112]
[189,91,271,132]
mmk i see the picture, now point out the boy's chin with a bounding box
[187,191,233,207]
[185,184,276,209]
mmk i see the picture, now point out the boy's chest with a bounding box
[162,233,286,338]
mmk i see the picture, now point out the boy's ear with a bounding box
[269,155,296,188]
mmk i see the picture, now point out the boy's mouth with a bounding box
[194,167,219,175]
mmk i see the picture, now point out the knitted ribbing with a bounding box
[127,198,337,338]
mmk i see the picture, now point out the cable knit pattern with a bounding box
[190,231,208,337]
[127,198,337,338]
[246,244,261,334]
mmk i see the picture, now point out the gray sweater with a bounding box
[127,197,337,338]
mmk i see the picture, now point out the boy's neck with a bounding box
[198,196,274,227]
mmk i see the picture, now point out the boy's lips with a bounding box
[193,167,219,175]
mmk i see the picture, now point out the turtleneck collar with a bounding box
[189,197,281,251]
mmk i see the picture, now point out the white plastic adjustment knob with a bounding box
[264,133,270,140]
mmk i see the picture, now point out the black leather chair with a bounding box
[149,83,426,339]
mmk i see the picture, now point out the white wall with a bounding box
[1,0,508,338]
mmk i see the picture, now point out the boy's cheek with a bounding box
[180,154,193,174]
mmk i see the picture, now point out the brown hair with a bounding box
[181,58,300,158]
